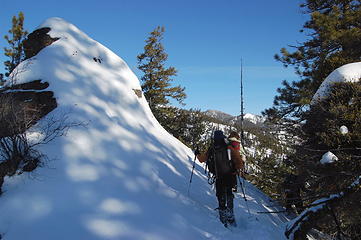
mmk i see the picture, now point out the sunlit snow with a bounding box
[311,62,361,104]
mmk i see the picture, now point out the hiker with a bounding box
[282,173,305,214]
[197,130,245,227]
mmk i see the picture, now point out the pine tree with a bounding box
[288,82,361,239]
[265,0,361,123]
[244,123,291,200]
[179,109,208,149]
[3,12,28,77]
[137,26,186,121]
[261,2,361,237]
[262,0,361,209]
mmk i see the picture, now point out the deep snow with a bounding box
[0,18,291,240]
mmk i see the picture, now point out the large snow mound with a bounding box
[0,17,289,240]
[311,62,361,104]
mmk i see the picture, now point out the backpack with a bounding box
[206,130,234,178]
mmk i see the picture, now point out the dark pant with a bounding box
[216,174,236,226]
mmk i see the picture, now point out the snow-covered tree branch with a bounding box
[285,176,361,240]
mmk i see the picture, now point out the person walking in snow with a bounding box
[197,130,246,227]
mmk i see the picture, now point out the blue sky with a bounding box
[0,0,307,116]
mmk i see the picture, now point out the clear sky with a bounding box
[0,0,308,116]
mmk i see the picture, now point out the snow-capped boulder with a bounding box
[320,151,339,164]
[311,62,361,104]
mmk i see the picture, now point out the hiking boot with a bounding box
[219,208,228,227]
[226,208,236,227]
[228,218,237,227]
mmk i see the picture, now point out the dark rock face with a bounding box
[8,80,49,90]
[1,26,60,138]
[23,27,60,60]
[0,80,57,138]
[0,27,59,191]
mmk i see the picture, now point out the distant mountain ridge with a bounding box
[204,110,234,123]
[204,109,266,127]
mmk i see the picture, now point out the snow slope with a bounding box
[0,18,290,240]
[311,62,361,104]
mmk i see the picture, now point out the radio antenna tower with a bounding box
[240,59,245,145]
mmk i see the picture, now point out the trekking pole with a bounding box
[237,173,247,201]
[187,147,199,196]
[237,173,251,216]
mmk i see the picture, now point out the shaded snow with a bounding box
[0,17,290,240]
[320,151,338,164]
[311,62,361,104]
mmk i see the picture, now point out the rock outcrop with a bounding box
[0,80,57,138]
[23,27,59,60]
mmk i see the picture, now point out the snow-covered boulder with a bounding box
[311,62,361,104]
[320,151,339,164]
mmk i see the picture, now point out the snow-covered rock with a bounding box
[0,17,290,240]
[320,151,339,164]
[311,62,361,104]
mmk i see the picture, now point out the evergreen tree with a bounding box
[157,107,207,149]
[262,0,361,206]
[137,26,186,123]
[244,123,292,200]
[181,109,208,149]
[4,12,28,77]
[289,82,361,239]
[262,1,361,237]
[265,0,361,123]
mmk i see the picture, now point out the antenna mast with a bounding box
[240,59,245,143]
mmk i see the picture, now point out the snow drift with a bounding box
[311,62,361,104]
[0,18,289,240]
